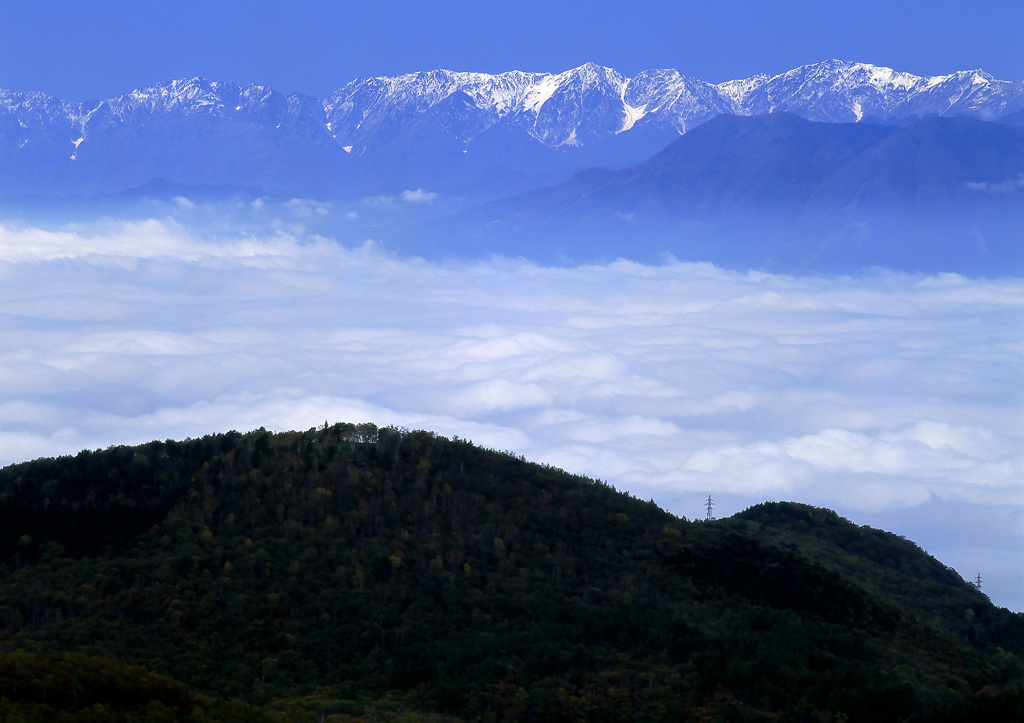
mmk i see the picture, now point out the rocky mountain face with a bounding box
[323,59,1024,153]
[2,60,1022,198]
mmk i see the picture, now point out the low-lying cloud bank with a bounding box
[1,217,1021,609]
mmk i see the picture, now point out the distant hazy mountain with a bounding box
[445,113,1024,273]
[2,60,1022,198]
[0,79,354,197]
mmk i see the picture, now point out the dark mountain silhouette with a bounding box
[0,424,1020,721]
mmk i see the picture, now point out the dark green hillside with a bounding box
[733,503,1024,652]
[0,425,1020,722]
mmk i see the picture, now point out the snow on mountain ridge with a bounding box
[620,81,648,134]
[530,63,631,146]
[1,60,1021,180]
[521,74,560,115]
[716,59,1024,123]
[110,77,237,115]
[323,63,638,150]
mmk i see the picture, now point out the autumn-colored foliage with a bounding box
[0,424,1020,721]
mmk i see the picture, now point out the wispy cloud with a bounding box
[966,174,1024,193]
[400,188,438,203]
[1,216,1021,608]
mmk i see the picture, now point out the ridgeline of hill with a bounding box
[0,424,1021,722]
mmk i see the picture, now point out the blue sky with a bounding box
[2,0,1022,100]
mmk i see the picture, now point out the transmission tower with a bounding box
[974,572,983,591]
[705,495,715,521]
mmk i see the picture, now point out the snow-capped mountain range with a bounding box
[1,59,1022,197]
[326,59,1022,150]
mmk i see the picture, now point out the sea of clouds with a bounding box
[1,206,1021,609]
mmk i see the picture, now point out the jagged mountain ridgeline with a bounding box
[0,425,1021,721]
[3,59,1023,274]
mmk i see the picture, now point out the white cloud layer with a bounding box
[1,218,1022,609]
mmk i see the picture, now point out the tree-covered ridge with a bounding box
[733,502,1024,651]
[0,424,1020,722]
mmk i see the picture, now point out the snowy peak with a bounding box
[104,77,240,117]
[77,78,342,149]
[530,63,629,146]
[723,59,1022,123]
[547,61,626,96]
[322,64,633,151]
[100,77,312,122]
[322,68,551,150]
[627,69,734,132]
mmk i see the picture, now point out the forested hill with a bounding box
[0,424,1021,722]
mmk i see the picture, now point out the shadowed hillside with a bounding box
[446,114,1024,273]
[0,424,1021,721]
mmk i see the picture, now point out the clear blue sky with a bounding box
[2,0,1022,100]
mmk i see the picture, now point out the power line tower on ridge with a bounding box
[974,572,983,591]
[705,495,715,521]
